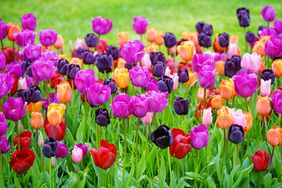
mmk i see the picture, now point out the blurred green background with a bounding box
[1,0,282,47]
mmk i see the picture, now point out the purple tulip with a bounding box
[0,19,8,40]
[261,6,276,22]
[274,19,282,33]
[6,61,25,78]
[218,32,230,48]
[236,7,250,28]
[146,91,168,113]
[233,70,258,98]
[163,32,177,48]
[190,124,209,150]
[145,77,159,92]
[0,113,7,136]
[3,97,25,121]
[39,29,57,47]
[198,32,211,48]
[129,94,149,118]
[96,54,113,73]
[42,93,59,109]
[192,54,214,73]
[84,33,99,48]
[74,69,95,94]
[120,40,145,64]
[0,136,10,154]
[23,44,41,61]
[106,45,119,60]
[56,142,69,159]
[151,125,173,149]
[75,143,88,157]
[129,66,150,87]
[271,89,282,115]
[265,38,282,58]
[32,60,55,82]
[41,50,59,66]
[14,30,36,47]
[111,93,131,118]
[21,13,36,31]
[198,65,216,89]
[86,83,111,106]
[91,16,112,35]
[158,76,174,93]
[152,62,166,77]
[0,73,14,98]
[132,16,148,35]
[150,52,166,65]
[0,51,6,71]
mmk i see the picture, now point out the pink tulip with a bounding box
[202,107,213,126]
[228,108,246,129]
[228,43,239,57]
[72,146,83,163]
[169,73,179,91]
[241,53,261,73]
[140,53,151,68]
[260,79,271,96]
[19,77,28,90]
[141,112,153,125]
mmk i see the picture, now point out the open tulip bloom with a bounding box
[0,4,282,188]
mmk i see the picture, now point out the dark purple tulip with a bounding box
[153,62,166,77]
[198,32,211,48]
[32,60,55,82]
[67,64,80,80]
[111,93,131,118]
[257,25,268,36]
[218,32,229,48]
[149,52,166,66]
[132,16,148,35]
[21,59,33,76]
[96,54,113,73]
[56,142,68,159]
[23,44,41,61]
[15,30,36,47]
[274,19,282,33]
[261,69,275,85]
[146,90,168,113]
[0,113,7,136]
[120,40,145,64]
[198,65,216,89]
[0,52,6,71]
[84,33,99,48]
[42,137,57,158]
[3,97,25,121]
[103,79,117,94]
[74,47,87,59]
[178,69,189,83]
[145,77,159,92]
[195,21,205,33]
[21,13,36,31]
[106,45,119,60]
[174,97,189,115]
[74,69,95,94]
[0,19,8,40]
[86,83,111,106]
[163,32,177,48]
[190,124,209,149]
[39,29,57,47]
[261,6,276,22]
[224,56,241,78]
[233,71,258,98]
[92,16,112,35]
[57,59,69,75]
[0,136,10,154]
[129,94,149,118]
[6,61,25,78]
[82,51,95,65]
[228,124,244,144]
[151,125,173,149]
[245,31,258,47]
[16,85,41,104]
[129,66,150,87]
[95,108,110,126]
[236,7,250,27]
[75,143,88,157]
[0,73,13,98]
[158,76,174,93]
[16,89,29,103]
[202,23,213,36]
[271,89,282,115]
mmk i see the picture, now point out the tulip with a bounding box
[120,40,144,64]
[44,119,66,141]
[251,150,270,172]
[0,52,6,71]
[202,107,213,126]
[163,32,177,48]
[95,108,110,126]
[153,62,166,77]
[9,148,35,174]
[244,112,253,132]
[31,112,44,130]
[38,131,44,148]
[245,32,258,47]
[146,91,168,113]
[198,65,216,89]
[56,142,68,159]
[0,19,8,40]
[129,66,150,87]
[198,33,212,48]
[8,24,20,41]
[92,16,112,35]
[0,113,7,136]
[141,112,153,125]
[272,59,282,77]
[72,146,83,163]
[256,96,271,116]
[236,7,250,27]
[15,30,36,47]
[57,81,72,104]
[23,43,41,61]
[192,54,214,73]
[265,38,282,58]
[3,97,25,121]
[39,29,57,47]
[96,54,113,73]
[42,137,57,158]
[0,135,10,154]
[129,95,148,118]
[140,53,151,68]
[224,55,241,78]
[81,51,95,65]
[228,124,244,144]
[274,19,282,33]
[253,41,265,57]
[21,13,36,31]
[261,69,275,85]
[117,32,128,47]
[267,126,282,147]
[67,64,80,80]
[177,41,194,62]
[178,69,189,83]
[218,32,229,48]
[112,67,130,89]
[13,131,31,149]
[111,94,131,118]
[106,45,119,60]
[150,51,166,65]
[32,60,55,82]
[216,106,234,129]
[0,73,13,98]
[151,125,173,149]
[190,124,209,149]
[47,103,66,126]
[211,95,223,110]
[228,108,246,129]
[74,143,88,158]
[219,79,235,100]
[146,28,158,43]
[17,85,42,104]
[215,60,224,76]
[27,101,42,113]
[158,76,174,93]
[261,6,276,22]
[54,34,64,50]
[233,71,258,98]
[6,61,25,78]
[241,53,261,73]
[86,83,111,106]
[74,69,95,94]
[84,33,99,48]
[174,97,189,116]
[132,16,148,35]
[169,128,191,159]
[103,79,117,94]
[271,88,282,115]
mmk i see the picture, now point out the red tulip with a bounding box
[50,71,64,89]
[10,73,18,96]
[90,140,117,170]
[3,47,19,63]
[169,128,191,159]
[13,130,31,149]
[9,147,35,174]
[251,149,270,172]
[44,119,66,141]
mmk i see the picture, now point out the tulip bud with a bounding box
[141,112,153,125]
[38,131,44,148]
[31,112,44,130]
[47,103,66,126]
[57,81,72,104]
[272,59,282,77]
[211,95,223,110]
[228,124,244,144]
[202,107,213,126]
[51,157,56,167]
[260,79,271,96]
[244,112,253,132]
[219,79,235,100]
[216,106,233,129]
[256,96,271,116]
[251,150,270,172]
[267,126,282,147]
[72,146,83,163]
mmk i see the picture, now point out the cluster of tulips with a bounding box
[0,4,282,186]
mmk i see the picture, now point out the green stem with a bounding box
[262,116,266,142]
[15,121,20,150]
[269,146,275,171]
[0,40,3,52]
[140,34,143,42]
[0,153,4,188]
[44,81,50,105]
[49,159,52,188]
[245,98,249,112]
[167,148,172,184]
[236,144,239,165]
[83,100,88,143]
[223,129,226,163]
[122,118,127,184]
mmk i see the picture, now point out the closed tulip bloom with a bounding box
[71,146,83,163]
[129,95,149,118]
[233,71,258,98]
[57,81,72,104]
[267,126,282,146]
[241,53,261,73]
[32,60,55,82]
[158,76,174,93]
[261,69,275,85]
[215,60,224,76]
[151,125,173,149]
[141,112,153,125]
[150,51,166,65]
[112,67,130,89]
[92,16,112,35]
[0,73,14,98]
[219,79,235,100]
[216,106,234,129]
[228,124,244,144]
[0,52,6,71]
[244,112,253,132]
[265,38,282,58]
[31,112,44,130]
[27,101,42,113]
[198,32,211,48]
[253,41,265,57]
[153,62,166,77]
[211,95,223,110]
[13,131,31,149]
[74,69,95,94]
[103,79,117,94]
[74,143,88,158]
[146,28,158,43]
[21,13,36,31]
[54,34,64,49]
[81,51,95,65]
[0,113,7,136]
[177,41,195,62]
[132,16,148,35]
[202,107,213,126]
[145,77,159,92]
[260,79,271,97]
[261,6,276,22]
[169,128,191,159]
[120,40,144,64]
[236,7,250,27]
[44,119,66,141]
[9,148,35,174]
[111,94,131,118]
[6,61,25,78]
[0,136,10,154]
[3,97,25,121]
[192,54,214,73]
[0,19,8,40]
[42,137,57,158]
[256,96,271,116]
[23,44,41,61]
[39,29,57,46]
[84,33,99,48]
[218,32,230,48]
[228,108,246,129]
[163,32,177,48]
[106,45,119,60]
[274,19,282,33]
[190,124,209,149]
[198,66,216,89]
[8,24,20,41]
[224,56,241,78]
[96,54,113,73]
[178,69,189,83]
[129,66,150,87]
[47,103,66,126]
[67,64,80,80]
[146,91,168,113]
[251,150,270,172]
[271,88,282,114]
[117,32,129,47]
[272,59,282,77]
[174,97,189,115]
[15,30,36,47]
[95,108,110,126]
[87,83,111,106]
[56,142,68,159]
[90,140,117,169]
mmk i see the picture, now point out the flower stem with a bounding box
[0,153,4,188]
[15,121,20,150]
[223,129,226,162]
[167,148,172,184]
[262,116,266,141]
[245,98,249,112]
[0,40,3,52]
[236,144,239,165]
[44,81,50,105]
[122,118,127,184]
[269,146,275,171]
[49,159,52,188]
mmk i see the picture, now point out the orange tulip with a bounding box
[112,67,130,89]
[219,79,235,100]
[145,43,159,53]
[117,32,128,47]
[244,112,253,132]
[216,60,224,76]
[186,70,197,87]
[256,96,271,116]
[182,32,198,46]
[216,106,234,129]
[253,41,265,57]
[211,95,223,110]
[47,103,66,126]
[155,32,164,46]
[54,34,64,49]
[57,81,72,104]
[117,58,126,68]
[27,101,43,113]
[259,36,270,43]
[259,61,266,74]
[267,126,282,146]
[31,112,44,130]
[70,58,83,68]
[197,88,204,101]
[272,59,282,77]
[146,28,158,43]
[8,24,21,41]
[177,41,195,62]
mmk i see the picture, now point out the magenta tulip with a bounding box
[74,69,95,95]
[111,93,131,118]
[86,83,111,106]
[3,97,25,121]
[91,16,112,35]
[132,16,148,35]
